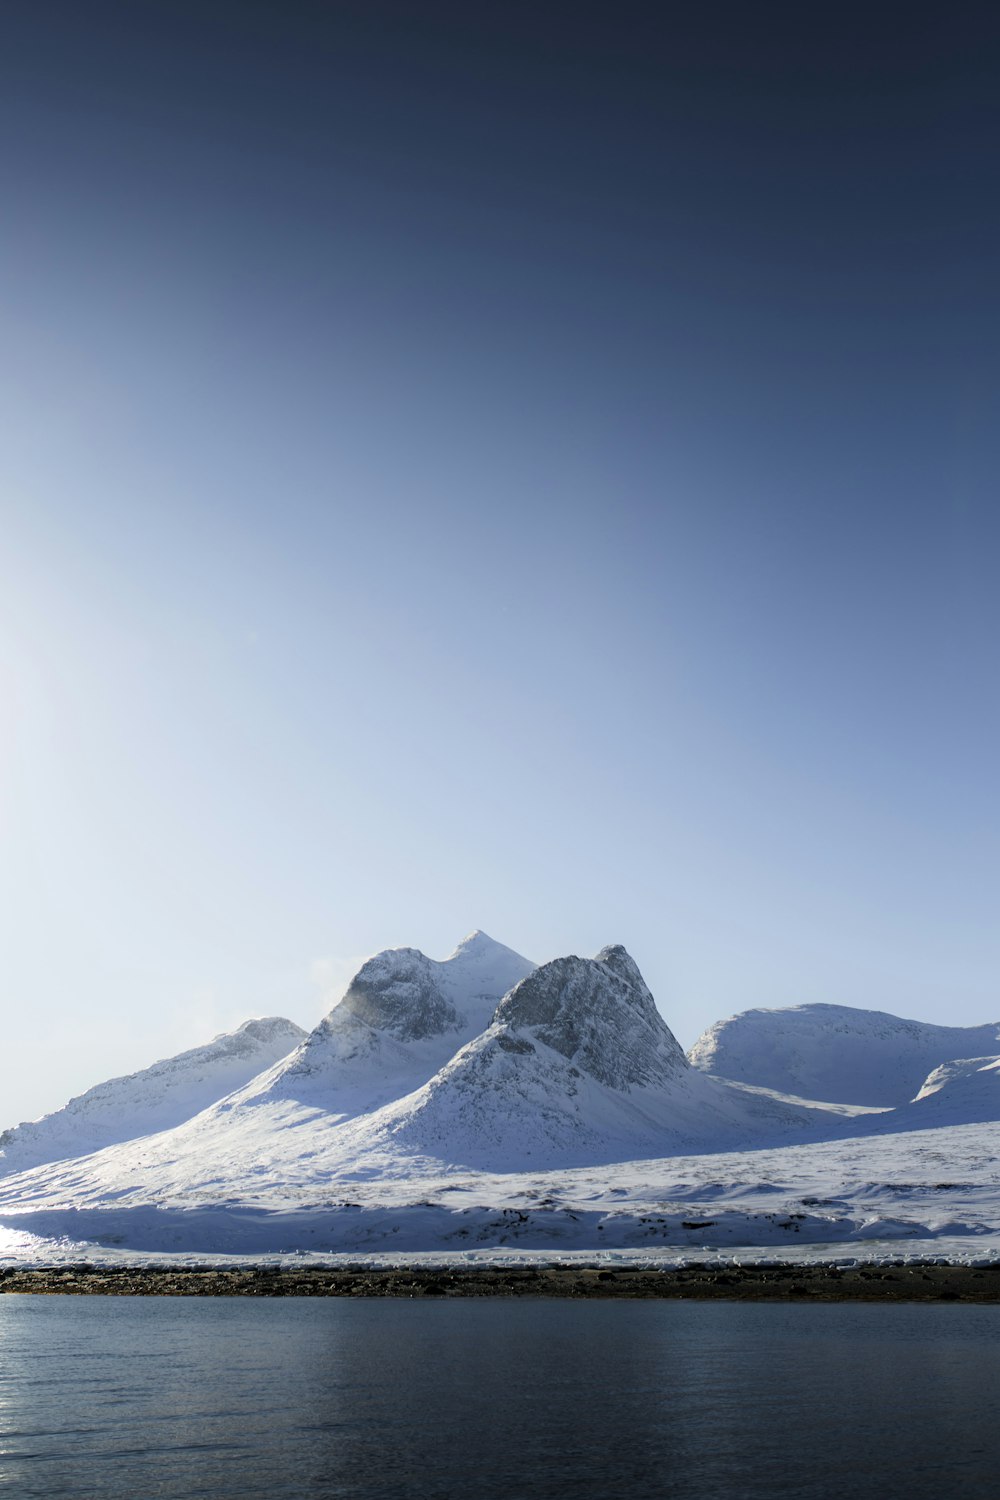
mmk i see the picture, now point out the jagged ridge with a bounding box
[221,931,537,1112]
[353,948,841,1170]
[493,944,688,1090]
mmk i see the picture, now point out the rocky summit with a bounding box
[494,945,688,1091]
[213,932,537,1113]
[329,948,462,1043]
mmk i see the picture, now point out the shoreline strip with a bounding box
[2,1263,1000,1300]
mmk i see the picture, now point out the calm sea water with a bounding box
[0,1296,998,1498]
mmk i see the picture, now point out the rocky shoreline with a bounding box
[2,1262,999,1300]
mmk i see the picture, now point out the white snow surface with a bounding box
[1,1121,997,1268]
[1,934,999,1265]
[902,1056,1000,1123]
[689,1003,1000,1106]
[222,930,537,1120]
[0,1017,306,1177]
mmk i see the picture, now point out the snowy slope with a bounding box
[0,944,860,1223]
[915,1055,1000,1102]
[351,947,864,1169]
[1,1115,998,1264]
[0,1018,306,1176]
[2,935,999,1264]
[224,930,536,1119]
[689,1004,1000,1106]
[870,1056,1000,1131]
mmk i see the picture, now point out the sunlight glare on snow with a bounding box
[0,1224,53,1260]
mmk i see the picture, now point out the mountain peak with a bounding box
[332,948,461,1043]
[447,929,502,959]
[593,944,648,992]
[260,932,536,1108]
[439,931,537,1007]
[493,946,687,1091]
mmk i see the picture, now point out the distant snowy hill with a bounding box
[689,1004,1000,1106]
[0,1018,306,1176]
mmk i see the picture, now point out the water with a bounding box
[1,1297,998,1498]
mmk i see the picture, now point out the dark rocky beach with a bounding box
[2,1262,999,1300]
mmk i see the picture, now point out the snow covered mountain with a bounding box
[0,1017,307,1176]
[689,1004,1000,1106]
[224,930,536,1118]
[2,934,999,1263]
[332,947,859,1170]
[0,943,855,1219]
[497,945,688,1090]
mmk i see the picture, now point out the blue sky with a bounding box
[2,1,998,1123]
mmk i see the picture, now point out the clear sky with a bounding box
[2,1,998,1126]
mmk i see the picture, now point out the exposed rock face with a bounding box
[248,931,537,1104]
[208,1018,306,1058]
[494,945,687,1091]
[0,938,904,1203]
[359,945,831,1169]
[331,949,462,1043]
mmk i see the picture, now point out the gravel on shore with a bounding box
[2,1263,999,1301]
